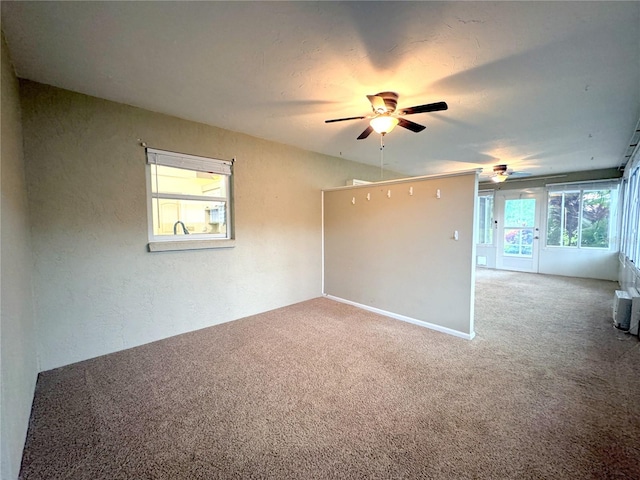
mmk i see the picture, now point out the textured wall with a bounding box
[1,34,38,480]
[323,173,477,336]
[19,81,400,371]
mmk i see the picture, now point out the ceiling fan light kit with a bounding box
[325,91,448,140]
[370,115,399,135]
[491,174,509,183]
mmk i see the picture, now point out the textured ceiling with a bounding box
[2,1,639,178]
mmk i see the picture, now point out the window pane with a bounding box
[547,187,616,250]
[151,164,227,198]
[546,193,562,246]
[628,171,639,262]
[152,198,227,236]
[504,199,535,227]
[504,228,533,257]
[477,195,494,244]
[563,193,580,247]
[620,180,628,254]
[504,229,521,255]
[581,190,610,248]
[547,191,580,247]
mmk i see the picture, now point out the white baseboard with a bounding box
[323,294,475,340]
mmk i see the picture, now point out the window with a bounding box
[146,148,234,251]
[476,191,494,245]
[503,198,536,256]
[621,162,640,264]
[546,181,618,249]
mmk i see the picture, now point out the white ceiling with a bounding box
[2,1,639,178]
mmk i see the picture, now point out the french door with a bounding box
[495,190,543,273]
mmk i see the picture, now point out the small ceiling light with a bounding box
[370,115,399,135]
[491,174,508,183]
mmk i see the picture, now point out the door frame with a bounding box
[494,188,544,273]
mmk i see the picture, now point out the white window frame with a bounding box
[476,190,495,246]
[145,148,235,252]
[544,180,619,250]
[621,159,640,264]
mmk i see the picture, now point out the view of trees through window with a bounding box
[547,190,611,248]
[503,198,535,256]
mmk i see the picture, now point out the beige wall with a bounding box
[323,172,477,336]
[1,34,38,480]
[19,81,401,371]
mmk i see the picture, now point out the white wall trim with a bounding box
[148,239,235,252]
[322,168,481,192]
[321,190,325,295]
[323,294,476,340]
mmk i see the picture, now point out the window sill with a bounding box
[148,239,235,252]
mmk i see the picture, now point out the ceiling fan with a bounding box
[488,164,532,183]
[325,91,448,140]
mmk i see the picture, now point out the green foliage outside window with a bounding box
[546,190,611,248]
[503,198,535,256]
[581,191,610,247]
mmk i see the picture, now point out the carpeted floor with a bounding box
[19,270,640,479]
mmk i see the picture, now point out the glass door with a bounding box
[496,191,542,273]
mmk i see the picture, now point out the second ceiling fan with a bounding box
[489,164,532,183]
[325,91,448,140]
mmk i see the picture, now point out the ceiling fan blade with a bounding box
[325,116,366,123]
[509,171,532,178]
[357,125,374,140]
[397,118,426,133]
[400,101,448,115]
[367,95,387,113]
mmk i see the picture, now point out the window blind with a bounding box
[146,148,232,175]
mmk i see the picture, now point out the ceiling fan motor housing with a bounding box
[375,91,398,113]
[493,164,509,175]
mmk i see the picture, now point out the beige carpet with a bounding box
[19,270,640,479]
